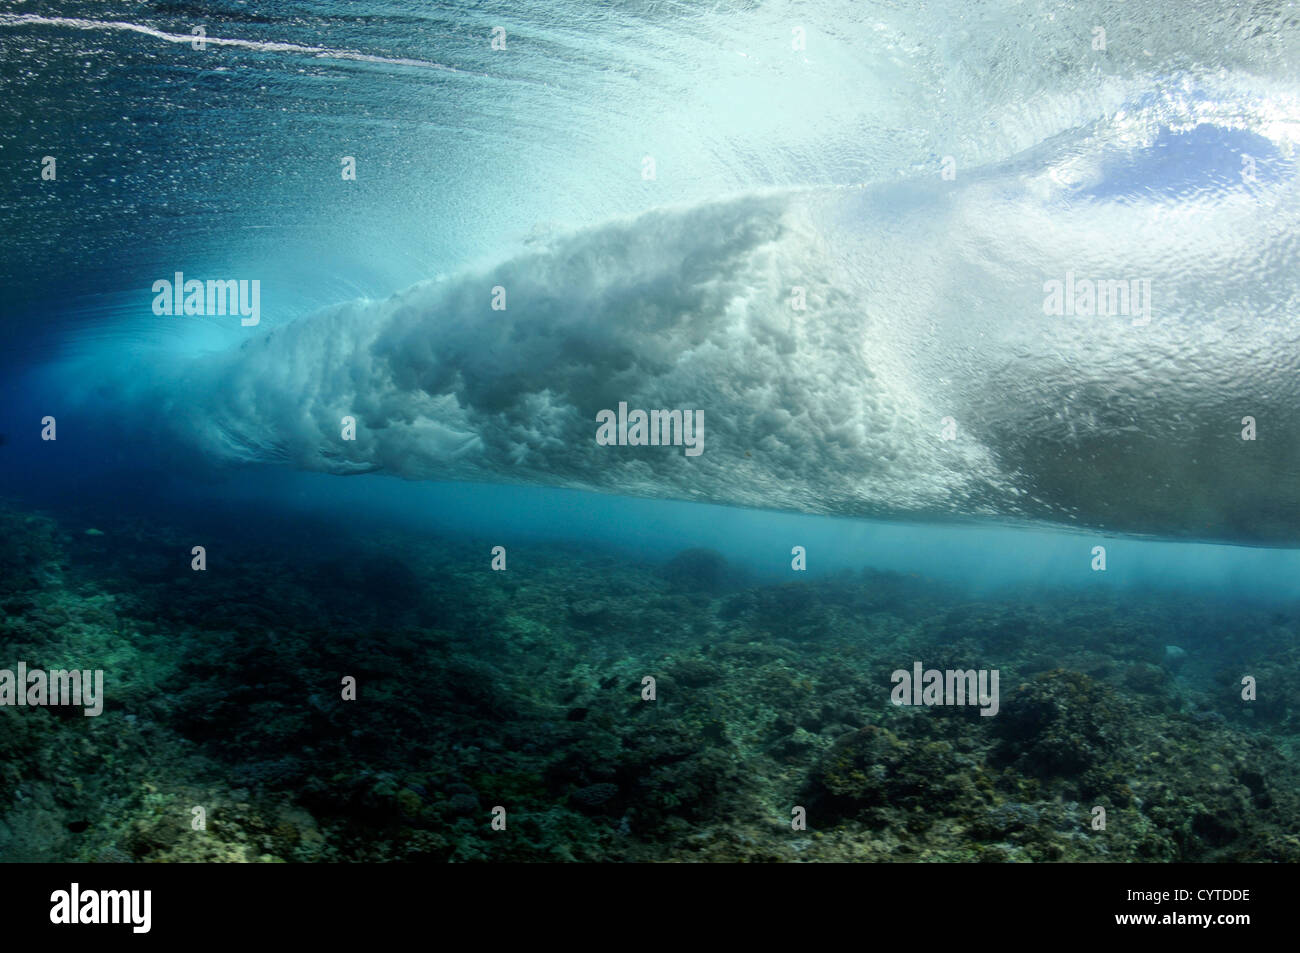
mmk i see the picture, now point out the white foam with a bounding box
[162,111,1300,542]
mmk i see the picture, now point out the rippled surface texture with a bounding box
[2,1,1299,541]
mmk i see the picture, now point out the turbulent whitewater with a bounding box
[4,1,1300,543]
[168,89,1300,543]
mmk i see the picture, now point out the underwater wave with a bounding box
[6,1,1299,544]
[143,77,1300,545]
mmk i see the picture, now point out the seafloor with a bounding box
[0,499,1296,862]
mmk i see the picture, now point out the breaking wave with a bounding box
[156,77,1300,543]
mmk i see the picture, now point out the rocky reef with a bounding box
[0,500,1297,862]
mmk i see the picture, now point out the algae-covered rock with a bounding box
[993,670,1126,777]
[810,725,973,822]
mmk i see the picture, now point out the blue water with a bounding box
[1,1,1299,864]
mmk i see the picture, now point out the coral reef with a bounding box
[1,499,1297,862]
